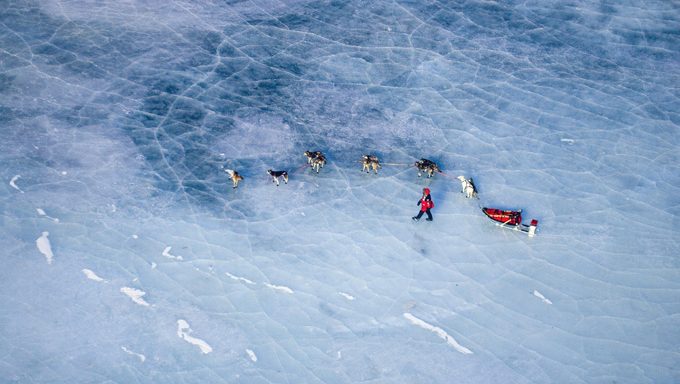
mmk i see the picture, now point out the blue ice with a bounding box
[1,1,679,383]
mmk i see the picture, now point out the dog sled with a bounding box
[481,207,538,237]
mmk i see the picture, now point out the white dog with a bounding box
[457,175,478,199]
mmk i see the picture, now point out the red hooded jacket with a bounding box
[418,188,433,211]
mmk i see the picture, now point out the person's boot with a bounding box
[426,218,433,221]
[412,216,419,221]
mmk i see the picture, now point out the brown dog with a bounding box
[225,169,243,188]
[361,155,381,174]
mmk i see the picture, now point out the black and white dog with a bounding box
[304,151,322,165]
[457,175,478,199]
[267,170,288,186]
[304,151,326,173]
[414,158,440,178]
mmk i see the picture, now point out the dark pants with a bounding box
[414,209,433,221]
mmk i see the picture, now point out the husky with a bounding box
[225,169,243,189]
[311,154,326,173]
[361,154,381,174]
[267,170,289,186]
[304,151,326,173]
[457,175,478,199]
[304,151,323,164]
[414,158,440,178]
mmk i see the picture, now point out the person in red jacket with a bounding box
[412,187,434,221]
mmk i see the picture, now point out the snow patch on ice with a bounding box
[404,313,473,355]
[120,287,149,306]
[162,246,184,261]
[246,349,257,362]
[82,269,105,282]
[339,292,355,300]
[225,271,256,285]
[35,232,54,264]
[177,319,212,354]
[10,175,24,193]
[533,290,553,305]
[36,208,60,223]
[264,283,294,294]
[121,346,146,362]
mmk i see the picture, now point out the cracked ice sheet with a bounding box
[1,0,679,383]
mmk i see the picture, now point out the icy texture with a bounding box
[1,1,679,383]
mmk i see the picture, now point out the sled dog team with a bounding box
[225,151,479,221]
[226,151,478,196]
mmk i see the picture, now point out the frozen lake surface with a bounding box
[1,1,679,383]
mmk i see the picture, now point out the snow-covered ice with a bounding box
[161,246,184,261]
[35,232,54,264]
[1,1,679,383]
[9,175,24,193]
[532,290,553,305]
[245,348,257,362]
[82,269,106,282]
[264,282,294,294]
[120,287,150,307]
[225,271,256,285]
[36,208,60,223]
[177,320,213,354]
[338,292,355,301]
[404,312,473,355]
[121,346,146,363]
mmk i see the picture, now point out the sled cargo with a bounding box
[482,207,538,237]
